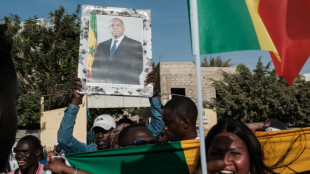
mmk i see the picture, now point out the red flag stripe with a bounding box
[258,0,310,85]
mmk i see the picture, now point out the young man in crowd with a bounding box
[162,96,198,141]
[145,67,198,142]
[57,84,116,152]
[9,135,45,174]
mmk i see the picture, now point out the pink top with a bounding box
[8,163,45,174]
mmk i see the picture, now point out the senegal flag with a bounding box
[66,139,200,174]
[87,14,97,73]
[189,0,310,85]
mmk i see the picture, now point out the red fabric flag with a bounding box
[259,0,310,85]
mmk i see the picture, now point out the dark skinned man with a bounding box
[162,96,198,141]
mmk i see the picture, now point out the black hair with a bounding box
[117,115,133,125]
[18,135,43,153]
[163,96,197,127]
[205,119,274,174]
[118,124,154,147]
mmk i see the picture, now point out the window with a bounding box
[171,88,185,98]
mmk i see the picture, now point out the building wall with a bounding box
[40,97,87,151]
[15,130,40,141]
[158,62,235,105]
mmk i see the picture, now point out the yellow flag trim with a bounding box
[181,139,200,173]
[245,0,281,62]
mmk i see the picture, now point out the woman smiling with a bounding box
[195,119,275,174]
[205,119,274,174]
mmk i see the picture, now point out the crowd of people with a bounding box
[0,23,302,174]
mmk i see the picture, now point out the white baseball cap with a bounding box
[91,114,116,131]
[54,141,59,147]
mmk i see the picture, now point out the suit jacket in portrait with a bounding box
[91,36,143,85]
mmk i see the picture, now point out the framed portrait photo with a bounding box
[78,5,153,97]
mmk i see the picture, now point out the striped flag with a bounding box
[66,139,200,174]
[87,14,98,74]
[190,0,310,85]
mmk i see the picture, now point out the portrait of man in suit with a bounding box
[90,18,143,85]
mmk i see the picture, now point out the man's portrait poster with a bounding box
[78,6,153,97]
[87,15,144,85]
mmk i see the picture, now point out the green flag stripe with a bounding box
[90,14,97,38]
[66,141,190,174]
[197,0,261,54]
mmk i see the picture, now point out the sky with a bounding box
[1,0,309,74]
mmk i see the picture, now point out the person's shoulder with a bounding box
[123,36,141,44]
[98,39,112,46]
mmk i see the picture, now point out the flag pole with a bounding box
[189,0,207,173]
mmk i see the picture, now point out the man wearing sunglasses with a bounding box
[118,124,155,147]
[9,135,44,174]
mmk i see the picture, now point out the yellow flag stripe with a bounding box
[245,0,281,62]
[181,139,200,173]
[87,29,97,72]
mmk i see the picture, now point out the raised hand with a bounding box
[144,63,158,96]
[71,77,83,105]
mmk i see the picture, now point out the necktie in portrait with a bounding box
[109,40,118,61]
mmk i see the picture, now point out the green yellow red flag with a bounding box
[189,0,310,85]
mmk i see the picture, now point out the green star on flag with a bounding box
[88,45,95,57]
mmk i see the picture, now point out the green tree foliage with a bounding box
[3,6,81,128]
[213,58,310,126]
[201,56,233,67]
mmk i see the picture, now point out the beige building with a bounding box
[157,62,235,106]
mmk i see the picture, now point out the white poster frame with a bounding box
[78,5,153,97]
